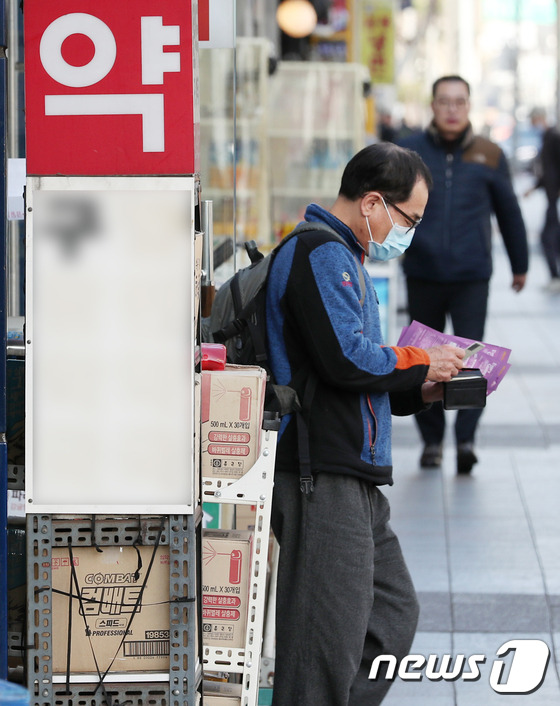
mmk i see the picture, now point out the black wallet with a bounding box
[443,369,487,410]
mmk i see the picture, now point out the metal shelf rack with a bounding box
[201,422,278,706]
[26,513,202,706]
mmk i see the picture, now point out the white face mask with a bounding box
[366,197,416,261]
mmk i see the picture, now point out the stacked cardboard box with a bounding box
[201,365,267,481]
[51,545,170,674]
[202,530,253,648]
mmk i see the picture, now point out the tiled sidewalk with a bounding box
[383,190,560,704]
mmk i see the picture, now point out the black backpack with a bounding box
[202,221,365,492]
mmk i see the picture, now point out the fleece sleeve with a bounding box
[390,386,430,416]
[284,238,429,393]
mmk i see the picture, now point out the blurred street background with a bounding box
[383,169,560,705]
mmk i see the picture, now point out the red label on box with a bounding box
[202,607,241,621]
[207,444,250,457]
[24,0,199,175]
[208,432,251,444]
[203,595,241,607]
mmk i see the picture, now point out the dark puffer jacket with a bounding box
[399,123,528,282]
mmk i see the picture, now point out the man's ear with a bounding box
[361,191,382,217]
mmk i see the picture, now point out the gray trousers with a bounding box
[271,471,419,706]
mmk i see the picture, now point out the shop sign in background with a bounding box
[361,1,394,85]
[24,0,199,176]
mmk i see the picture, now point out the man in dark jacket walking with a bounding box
[399,75,528,474]
[524,107,560,291]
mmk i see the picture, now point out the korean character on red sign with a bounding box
[24,0,199,176]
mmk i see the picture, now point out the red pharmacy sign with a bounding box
[24,0,199,175]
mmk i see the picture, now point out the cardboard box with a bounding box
[203,679,242,705]
[52,545,170,674]
[202,530,253,648]
[201,365,267,480]
[234,504,256,531]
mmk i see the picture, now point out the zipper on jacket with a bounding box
[444,152,454,249]
[367,395,378,465]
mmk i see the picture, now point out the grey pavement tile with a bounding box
[452,593,552,633]
[513,451,560,481]
[404,564,450,594]
[449,565,546,595]
[478,424,551,447]
[388,488,446,520]
[552,602,560,633]
[417,591,453,632]
[444,486,527,519]
[544,573,560,600]
[394,420,556,449]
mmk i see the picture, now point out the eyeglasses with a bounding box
[384,197,422,233]
[434,97,469,110]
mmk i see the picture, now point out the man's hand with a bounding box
[425,344,465,382]
[512,273,526,292]
[421,381,444,403]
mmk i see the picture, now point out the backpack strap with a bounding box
[291,221,366,305]
[213,228,302,359]
[295,371,319,495]
[286,221,368,496]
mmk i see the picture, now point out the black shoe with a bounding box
[457,443,478,474]
[420,444,443,468]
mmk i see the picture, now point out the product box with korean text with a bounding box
[201,365,267,480]
[202,530,253,648]
[51,545,170,674]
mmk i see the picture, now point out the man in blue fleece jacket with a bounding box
[399,75,528,474]
[266,142,465,706]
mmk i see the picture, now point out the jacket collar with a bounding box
[304,203,363,258]
[427,120,475,150]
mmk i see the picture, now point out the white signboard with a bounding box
[25,176,197,513]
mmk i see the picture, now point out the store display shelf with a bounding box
[50,662,202,684]
[201,429,277,505]
[202,427,277,706]
[46,681,199,705]
[26,514,199,706]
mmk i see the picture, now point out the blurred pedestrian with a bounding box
[524,107,560,292]
[378,110,397,143]
[399,75,529,474]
